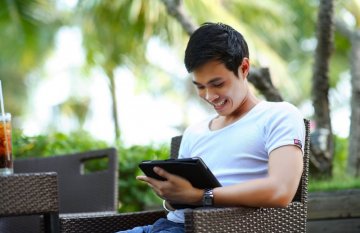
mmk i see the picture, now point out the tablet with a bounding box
[139,157,221,189]
[139,157,221,208]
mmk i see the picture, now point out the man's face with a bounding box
[192,59,249,117]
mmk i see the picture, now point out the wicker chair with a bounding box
[0,172,60,233]
[1,148,118,233]
[60,119,310,233]
[14,148,118,214]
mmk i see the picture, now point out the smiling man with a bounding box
[117,22,305,233]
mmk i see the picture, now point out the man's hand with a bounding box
[137,167,203,205]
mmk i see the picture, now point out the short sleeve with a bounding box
[265,103,305,155]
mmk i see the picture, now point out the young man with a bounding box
[118,22,305,233]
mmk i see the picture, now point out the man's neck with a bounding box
[210,95,260,131]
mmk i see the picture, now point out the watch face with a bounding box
[203,189,214,206]
[204,196,213,206]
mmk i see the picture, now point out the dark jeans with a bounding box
[116,218,184,233]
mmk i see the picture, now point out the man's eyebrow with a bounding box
[192,80,201,85]
[207,77,223,84]
[192,77,223,86]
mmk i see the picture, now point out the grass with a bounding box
[308,135,360,192]
[309,175,360,192]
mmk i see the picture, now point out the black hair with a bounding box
[184,22,249,77]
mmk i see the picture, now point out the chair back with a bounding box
[14,147,118,213]
[170,119,311,204]
[0,148,118,233]
[295,119,310,203]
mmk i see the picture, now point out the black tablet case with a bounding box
[139,157,221,209]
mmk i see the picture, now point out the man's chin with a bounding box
[215,110,228,116]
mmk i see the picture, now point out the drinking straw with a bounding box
[0,80,5,117]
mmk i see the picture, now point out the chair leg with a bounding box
[44,213,60,233]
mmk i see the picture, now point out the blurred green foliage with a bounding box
[333,135,349,178]
[12,129,169,212]
[0,0,63,116]
[117,144,169,212]
[13,129,109,158]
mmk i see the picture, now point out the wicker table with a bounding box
[0,172,60,233]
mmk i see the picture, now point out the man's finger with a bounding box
[153,166,172,179]
[137,175,164,188]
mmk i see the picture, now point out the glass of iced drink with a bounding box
[0,113,12,175]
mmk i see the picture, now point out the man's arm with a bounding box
[213,145,303,207]
[137,145,303,208]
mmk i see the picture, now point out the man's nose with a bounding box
[205,90,219,102]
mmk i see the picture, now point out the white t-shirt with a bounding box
[167,101,305,223]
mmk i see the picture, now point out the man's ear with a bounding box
[238,58,250,79]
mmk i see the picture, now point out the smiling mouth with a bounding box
[212,99,227,109]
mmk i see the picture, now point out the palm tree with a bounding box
[0,0,62,116]
[310,0,335,177]
[75,0,186,141]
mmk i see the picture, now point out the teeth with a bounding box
[214,100,226,107]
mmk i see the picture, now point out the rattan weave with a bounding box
[4,148,118,233]
[0,172,59,216]
[60,119,310,233]
[184,203,307,232]
[60,210,166,233]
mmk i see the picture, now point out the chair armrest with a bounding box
[184,203,306,232]
[184,207,259,232]
[60,210,166,233]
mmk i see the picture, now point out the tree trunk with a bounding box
[106,69,121,141]
[161,0,197,35]
[348,30,360,177]
[248,68,283,102]
[310,0,335,177]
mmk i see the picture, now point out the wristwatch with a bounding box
[202,189,214,206]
